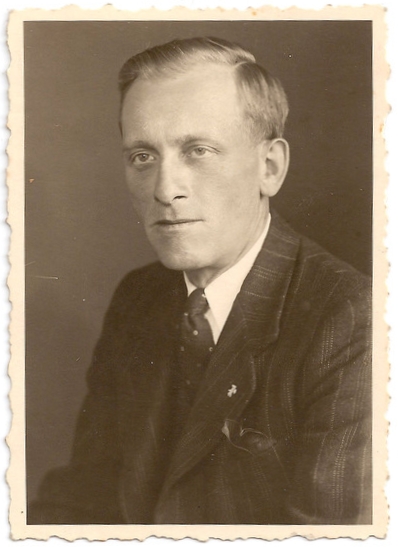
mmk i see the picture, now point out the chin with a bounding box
[156,251,203,273]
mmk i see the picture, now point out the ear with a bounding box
[259,138,290,197]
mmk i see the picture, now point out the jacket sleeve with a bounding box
[286,280,372,524]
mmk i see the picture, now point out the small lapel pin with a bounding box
[227,384,237,397]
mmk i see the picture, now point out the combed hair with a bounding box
[118,37,289,141]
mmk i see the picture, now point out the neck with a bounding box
[185,266,230,289]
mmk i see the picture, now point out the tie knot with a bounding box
[186,288,209,316]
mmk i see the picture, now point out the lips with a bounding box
[154,219,201,226]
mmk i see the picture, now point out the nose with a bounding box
[154,157,188,205]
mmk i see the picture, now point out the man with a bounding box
[30,36,372,525]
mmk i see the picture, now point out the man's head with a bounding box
[119,37,290,287]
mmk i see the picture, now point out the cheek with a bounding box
[208,170,258,212]
[126,172,153,206]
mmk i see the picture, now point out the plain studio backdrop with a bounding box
[25,20,372,504]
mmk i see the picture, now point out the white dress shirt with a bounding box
[184,213,271,344]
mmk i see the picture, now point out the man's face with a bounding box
[120,63,270,285]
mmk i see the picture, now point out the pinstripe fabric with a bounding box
[29,212,372,525]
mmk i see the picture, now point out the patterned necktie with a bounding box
[177,288,215,397]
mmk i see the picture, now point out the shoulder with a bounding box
[267,214,372,352]
[103,261,183,324]
[298,235,370,319]
[115,261,180,298]
[274,213,371,308]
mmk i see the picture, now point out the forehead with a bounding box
[120,63,244,137]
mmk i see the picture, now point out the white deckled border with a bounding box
[6,4,389,541]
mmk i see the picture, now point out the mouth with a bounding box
[154,219,202,227]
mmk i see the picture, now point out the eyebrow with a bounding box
[123,134,221,153]
[173,134,221,148]
[122,140,155,153]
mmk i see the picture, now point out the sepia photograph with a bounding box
[6,5,389,541]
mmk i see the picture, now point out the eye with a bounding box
[130,152,156,166]
[188,146,213,158]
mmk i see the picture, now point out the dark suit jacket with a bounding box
[29,213,372,525]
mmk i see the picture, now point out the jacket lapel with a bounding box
[160,213,301,495]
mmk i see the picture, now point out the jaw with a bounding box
[148,233,220,284]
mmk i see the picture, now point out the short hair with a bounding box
[118,36,289,141]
